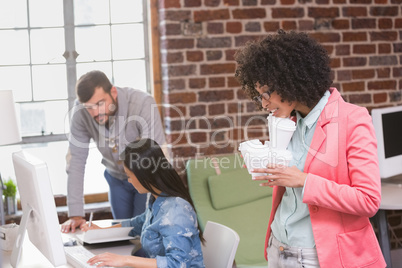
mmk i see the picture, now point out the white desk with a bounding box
[1,231,135,267]
[373,175,402,268]
[380,181,402,210]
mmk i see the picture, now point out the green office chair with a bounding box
[186,154,272,267]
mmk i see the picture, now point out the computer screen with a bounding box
[10,151,66,267]
[371,105,402,179]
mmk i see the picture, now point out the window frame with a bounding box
[7,0,155,144]
[1,0,163,204]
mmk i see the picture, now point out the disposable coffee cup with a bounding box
[268,149,293,168]
[239,140,269,177]
[268,116,296,150]
[264,149,293,182]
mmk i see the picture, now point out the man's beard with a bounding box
[94,114,109,125]
[94,99,118,126]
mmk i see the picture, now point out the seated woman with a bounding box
[81,138,205,268]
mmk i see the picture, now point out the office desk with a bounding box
[373,175,402,268]
[1,231,135,267]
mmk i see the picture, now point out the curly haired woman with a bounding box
[235,30,385,268]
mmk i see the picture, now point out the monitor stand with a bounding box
[10,204,33,268]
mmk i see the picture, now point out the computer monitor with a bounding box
[371,105,402,179]
[10,151,66,267]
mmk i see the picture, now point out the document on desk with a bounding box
[75,220,134,244]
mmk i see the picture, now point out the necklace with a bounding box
[108,137,118,153]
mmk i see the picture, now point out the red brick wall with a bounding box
[158,0,401,164]
[157,0,402,248]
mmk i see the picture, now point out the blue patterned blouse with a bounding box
[121,195,205,268]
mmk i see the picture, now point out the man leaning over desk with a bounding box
[61,70,166,233]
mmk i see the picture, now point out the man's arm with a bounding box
[63,104,92,232]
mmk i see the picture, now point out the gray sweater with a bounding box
[66,87,166,217]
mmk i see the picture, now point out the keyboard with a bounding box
[64,245,114,268]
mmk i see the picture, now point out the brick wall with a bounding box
[156,0,402,248]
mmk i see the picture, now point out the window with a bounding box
[0,0,150,197]
[0,0,150,140]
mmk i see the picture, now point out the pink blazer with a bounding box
[264,88,386,267]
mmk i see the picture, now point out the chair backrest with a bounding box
[186,154,272,267]
[202,221,240,268]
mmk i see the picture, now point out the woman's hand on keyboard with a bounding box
[81,223,101,232]
[88,252,158,267]
[88,252,127,267]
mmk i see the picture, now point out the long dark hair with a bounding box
[123,138,204,242]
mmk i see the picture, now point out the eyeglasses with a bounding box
[83,100,106,110]
[252,90,271,104]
